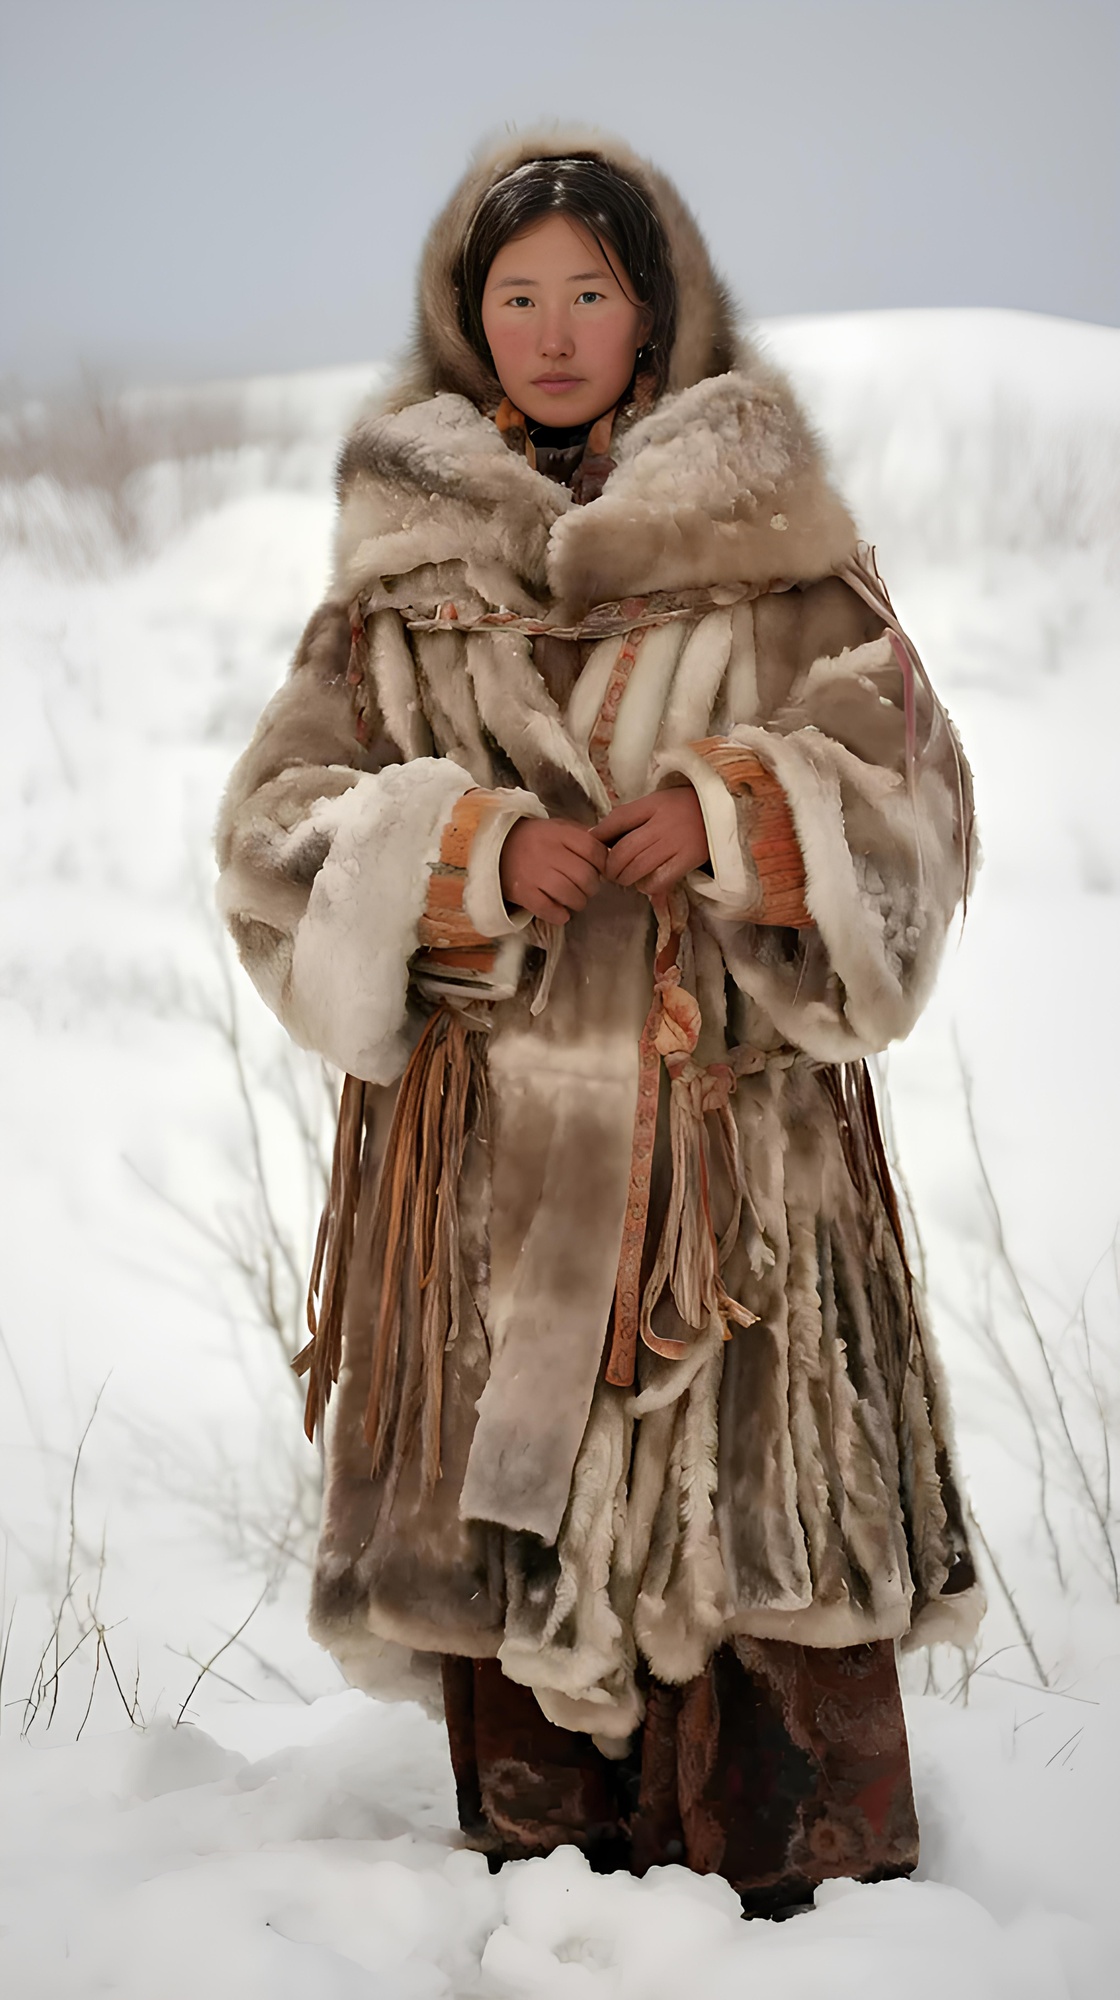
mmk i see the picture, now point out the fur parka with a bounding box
[217,127,982,1740]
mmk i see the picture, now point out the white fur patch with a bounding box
[608,622,687,801]
[802,632,895,700]
[717,598,760,728]
[658,607,733,749]
[565,634,626,749]
[285,758,473,1081]
[465,628,610,813]
[368,608,432,759]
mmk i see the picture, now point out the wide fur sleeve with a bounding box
[215,602,543,1081]
[655,596,974,1062]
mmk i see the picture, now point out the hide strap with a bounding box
[687,739,812,928]
[606,892,759,1389]
[405,584,759,641]
[589,625,650,801]
[344,602,377,748]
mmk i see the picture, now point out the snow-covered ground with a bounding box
[1,309,1118,1996]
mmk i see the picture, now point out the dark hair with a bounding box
[455,154,677,400]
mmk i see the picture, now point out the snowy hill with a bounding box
[1,310,1118,1996]
[767,307,1120,560]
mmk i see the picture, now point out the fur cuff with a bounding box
[418,785,547,949]
[285,758,474,1082]
[654,738,811,927]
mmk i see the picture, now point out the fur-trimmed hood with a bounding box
[332,128,857,616]
[385,124,741,411]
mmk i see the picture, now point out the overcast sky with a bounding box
[2,0,1117,389]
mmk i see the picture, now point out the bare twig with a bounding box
[1045,1728,1084,1769]
[955,1034,1119,1599]
[174,1584,271,1725]
[233,1638,315,1705]
[971,1518,1050,1687]
[0,1319,46,1446]
[22,1382,110,1736]
[0,1595,16,1733]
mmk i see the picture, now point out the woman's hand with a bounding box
[596,786,709,896]
[499,817,608,924]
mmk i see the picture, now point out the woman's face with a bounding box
[481,211,652,427]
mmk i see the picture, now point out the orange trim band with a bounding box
[690,739,812,928]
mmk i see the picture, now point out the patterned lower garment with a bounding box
[441,1639,919,1914]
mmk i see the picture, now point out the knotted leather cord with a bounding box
[605,888,760,1387]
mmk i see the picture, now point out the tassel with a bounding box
[639,1050,758,1361]
[605,894,757,1388]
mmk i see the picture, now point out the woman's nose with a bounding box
[538,314,574,358]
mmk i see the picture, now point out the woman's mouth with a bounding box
[532,374,582,393]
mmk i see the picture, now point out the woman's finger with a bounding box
[558,826,609,873]
[595,797,656,844]
[611,835,675,888]
[603,827,660,880]
[635,859,686,897]
[543,868,592,912]
[529,887,573,924]
[551,853,603,899]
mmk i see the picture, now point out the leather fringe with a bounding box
[370,1008,487,1497]
[293,1008,486,1489]
[293,1070,369,1442]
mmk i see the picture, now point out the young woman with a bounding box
[217,132,981,1915]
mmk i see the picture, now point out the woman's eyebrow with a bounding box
[488,268,610,286]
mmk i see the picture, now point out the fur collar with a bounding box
[333,366,857,615]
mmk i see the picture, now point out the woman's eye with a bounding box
[576,291,604,305]
[508,295,533,308]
